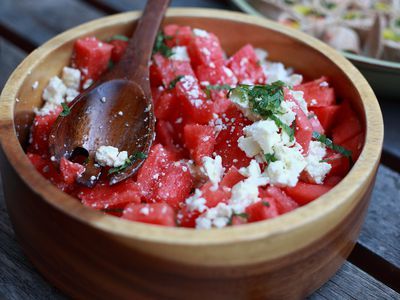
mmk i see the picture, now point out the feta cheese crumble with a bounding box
[62,67,81,90]
[95,146,128,167]
[42,76,67,105]
[200,156,225,190]
[193,28,209,37]
[304,141,332,184]
[196,203,232,229]
[265,144,306,187]
[185,189,207,213]
[170,46,190,61]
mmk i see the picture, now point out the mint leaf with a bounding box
[108,152,147,175]
[169,75,184,89]
[60,103,71,117]
[153,31,174,57]
[264,153,277,164]
[108,34,129,42]
[312,131,353,163]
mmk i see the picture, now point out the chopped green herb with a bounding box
[264,153,277,164]
[168,75,184,89]
[108,151,147,175]
[312,131,352,163]
[227,212,249,225]
[228,81,294,141]
[262,201,270,207]
[319,156,342,163]
[60,103,71,117]
[153,31,174,57]
[307,113,316,120]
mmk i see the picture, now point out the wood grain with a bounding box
[0,9,384,300]
[0,0,104,47]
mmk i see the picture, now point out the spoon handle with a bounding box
[114,0,170,90]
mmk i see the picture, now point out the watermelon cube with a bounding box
[262,186,299,214]
[72,36,113,82]
[59,157,85,184]
[122,203,176,226]
[312,105,340,134]
[332,102,362,145]
[226,44,266,84]
[294,76,335,107]
[153,161,193,210]
[109,39,128,62]
[163,24,193,47]
[187,31,225,67]
[245,198,279,222]
[183,124,215,165]
[28,106,62,155]
[284,182,332,206]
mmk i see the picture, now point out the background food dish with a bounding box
[232,0,400,98]
[0,9,383,299]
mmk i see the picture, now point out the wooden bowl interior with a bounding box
[14,15,365,149]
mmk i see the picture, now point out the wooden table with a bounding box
[0,1,399,299]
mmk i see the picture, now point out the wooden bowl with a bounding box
[0,9,383,299]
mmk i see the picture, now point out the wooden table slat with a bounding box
[0,0,105,47]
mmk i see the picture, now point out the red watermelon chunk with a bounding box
[284,182,332,206]
[196,63,238,86]
[28,106,62,155]
[163,24,193,47]
[285,91,313,153]
[339,132,364,162]
[226,44,266,84]
[175,76,214,124]
[72,36,113,82]
[187,31,225,67]
[262,186,299,214]
[155,120,186,158]
[136,144,175,201]
[60,157,85,185]
[332,102,362,145]
[177,206,201,228]
[151,53,196,88]
[308,114,324,135]
[154,91,178,120]
[77,179,141,210]
[294,76,335,107]
[312,105,340,134]
[245,198,279,222]
[200,182,230,208]
[183,124,215,165]
[220,166,246,188]
[109,39,128,63]
[324,150,351,177]
[153,161,193,210]
[122,203,176,226]
[214,107,252,169]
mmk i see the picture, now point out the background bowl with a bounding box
[231,0,400,99]
[0,9,383,299]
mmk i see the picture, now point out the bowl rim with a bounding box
[231,0,400,71]
[0,8,383,246]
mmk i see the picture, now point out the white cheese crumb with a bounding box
[101,97,107,103]
[140,206,150,216]
[193,28,209,37]
[31,81,39,90]
[310,99,318,106]
[65,88,79,103]
[196,203,232,229]
[278,100,296,126]
[33,102,60,116]
[229,160,269,213]
[82,79,93,90]
[304,141,332,184]
[241,120,281,155]
[62,67,81,90]
[320,81,329,87]
[185,189,207,213]
[95,146,128,167]
[265,144,306,187]
[200,156,225,190]
[170,46,190,61]
[42,76,67,105]
[90,176,97,181]
[289,90,308,115]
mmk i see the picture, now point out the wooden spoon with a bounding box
[49,0,170,187]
